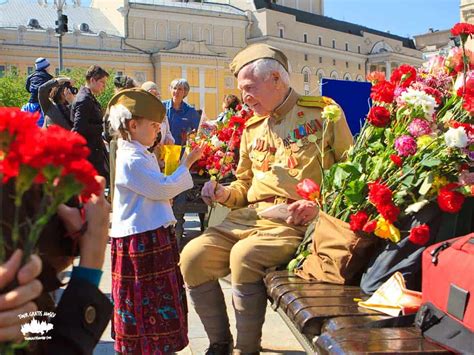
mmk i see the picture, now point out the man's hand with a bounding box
[286,200,319,226]
[201,180,230,206]
[0,250,43,342]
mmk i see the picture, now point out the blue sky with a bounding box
[323,0,459,38]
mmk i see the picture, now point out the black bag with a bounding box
[360,199,474,294]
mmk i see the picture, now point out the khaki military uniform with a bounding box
[180,89,353,286]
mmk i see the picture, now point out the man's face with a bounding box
[237,65,282,116]
[171,85,186,103]
[90,76,108,95]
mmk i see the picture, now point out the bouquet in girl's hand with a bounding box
[289,23,474,271]
[0,107,101,264]
[186,105,253,180]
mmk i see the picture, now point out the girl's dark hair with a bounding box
[49,83,68,104]
[223,94,241,111]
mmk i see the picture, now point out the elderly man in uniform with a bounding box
[180,43,353,355]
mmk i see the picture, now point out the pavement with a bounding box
[91,213,305,354]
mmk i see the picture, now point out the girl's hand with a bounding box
[286,200,319,226]
[181,143,206,169]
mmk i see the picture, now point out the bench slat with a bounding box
[315,328,450,354]
[279,288,364,312]
[321,315,392,332]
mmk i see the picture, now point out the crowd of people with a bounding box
[3,43,353,354]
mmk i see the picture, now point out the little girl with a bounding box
[107,88,204,354]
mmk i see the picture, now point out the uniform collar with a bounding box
[271,88,299,122]
[245,88,299,128]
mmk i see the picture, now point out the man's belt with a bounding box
[253,196,297,205]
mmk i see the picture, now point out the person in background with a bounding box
[216,94,241,123]
[0,176,112,354]
[142,81,174,145]
[107,89,204,353]
[113,75,137,93]
[72,65,110,185]
[22,57,53,127]
[162,78,200,145]
[39,77,77,130]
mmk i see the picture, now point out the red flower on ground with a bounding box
[451,22,474,37]
[367,106,391,127]
[390,64,417,88]
[296,178,321,201]
[437,183,465,213]
[370,80,395,104]
[349,211,369,232]
[390,154,403,167]
[408,224,430,246]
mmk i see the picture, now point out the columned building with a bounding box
[1,0,424,118]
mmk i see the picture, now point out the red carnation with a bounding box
[409,224,430,246]
[390,64,417,88]
[390,154,403,167]
[463,95,474,115]
[349,211,369,232]
[370,80,395,104]
[437,183,465,213]
[367,106,391,127]
[378,203,400,223]
[451,22,474,37]
[363,220,377,233]
[296,178,321,201]
[368,180,393,206]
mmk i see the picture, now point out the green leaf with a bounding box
[332,163,362,187]
[344,179,366,205]
[401,174,415,188]
[420,158,441,167]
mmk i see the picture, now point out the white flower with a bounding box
[444,127,468,148]
[405,200,429,214]
[210,135,224,148]
[109,104,132,131]
[399,88,437,120]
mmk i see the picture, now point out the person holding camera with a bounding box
[39,77,78,130]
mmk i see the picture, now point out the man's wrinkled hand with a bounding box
[201,180,230,206]
[286,200,319,226]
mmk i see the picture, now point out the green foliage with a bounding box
[0,73,30,107]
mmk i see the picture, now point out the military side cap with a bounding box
[230,43,289,77]
[107,88,165,123]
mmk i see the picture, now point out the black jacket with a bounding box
[25,70,53,104]
[71,87,109,182]
[38,79,73,130]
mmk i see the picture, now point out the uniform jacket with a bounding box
[72,87,109,180]
[221,89,353,208]
[25,70,53,104]
[38,79,72,130]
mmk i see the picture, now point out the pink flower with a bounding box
[408,118,432,137]
[394,135,417,157]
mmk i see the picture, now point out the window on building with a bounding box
[279,27,284,38]
[333,59,336,66]
[358,45,361,54]
[116,71,124,77]
[303,33,307,43]
[0,65,5,78]
[27,66,34,75]
[318,73,323,82]
[303,71,309,83]
[346,61,349,68]
[55,68,60,76]
[332,39,336,48]
[304,54,308,61]
[135,71,146,83]
[319,56,322,64]
[358,63,361,70]
[318,36,322,46]
[345,43,349,51]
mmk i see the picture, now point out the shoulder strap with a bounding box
[297,96,335,108]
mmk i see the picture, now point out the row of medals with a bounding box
[252,116,323,179]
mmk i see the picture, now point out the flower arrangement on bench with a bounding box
[288,23,474,288]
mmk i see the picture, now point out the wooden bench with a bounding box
[264,270,449,354]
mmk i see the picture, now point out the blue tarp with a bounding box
[321,78,372,136]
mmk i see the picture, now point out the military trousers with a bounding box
[180,202,306,287]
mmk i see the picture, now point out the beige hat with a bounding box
[107,88,165,123]
[229,43,289,77]
[141,81,159,92]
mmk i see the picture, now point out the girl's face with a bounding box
[129,118,161,147]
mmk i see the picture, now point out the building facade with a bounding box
[1,0,425,118]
